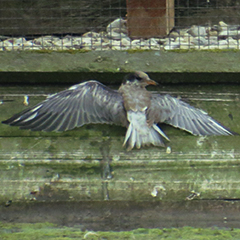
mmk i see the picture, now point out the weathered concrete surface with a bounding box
[0,51,240,84]
[0,84,240,203]
[1,77,240,230]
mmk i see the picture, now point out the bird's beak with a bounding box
[145,79,158,86]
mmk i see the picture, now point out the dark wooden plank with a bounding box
[0,0,126,35]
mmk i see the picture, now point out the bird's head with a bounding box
[123,71,158,87]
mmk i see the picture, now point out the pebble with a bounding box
[120,38,131,47]
[1,19,240,51]
[227,37,238,45]
[194,36,207,45]
[82,31,100,38]
[106,18,127,34]
[219,30,240,38]
[188,25,207,37]
[107,32,128,40]
[164,42,180,50]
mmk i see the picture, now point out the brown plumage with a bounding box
[2,71,235,151]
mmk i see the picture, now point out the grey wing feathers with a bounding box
[2,81,126,131]
[150,94,234,136]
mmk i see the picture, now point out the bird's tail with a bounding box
[123,111,169,151]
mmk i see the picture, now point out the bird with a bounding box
[2,71,235,151]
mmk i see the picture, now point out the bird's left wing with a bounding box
[148,93,234,136]
[2,81,127,131]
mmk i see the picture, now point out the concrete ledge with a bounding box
[0,50,239,74]
[0,50,240,84]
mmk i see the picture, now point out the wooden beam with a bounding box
[127,0,175,38]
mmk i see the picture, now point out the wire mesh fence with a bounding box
[0,0,240,51]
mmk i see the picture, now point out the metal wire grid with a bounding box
[0,0,239,51]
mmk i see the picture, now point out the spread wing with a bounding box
[2,81,127,132]
[149,94,234,136]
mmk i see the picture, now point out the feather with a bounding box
[2,81,127,131]
[150,94,235,136]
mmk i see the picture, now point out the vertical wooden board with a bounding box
[127,0,174,38]
[166,0,175,33]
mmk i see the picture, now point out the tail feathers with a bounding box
[123,122,169,151]
[152,124,170,141]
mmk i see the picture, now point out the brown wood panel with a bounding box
[127,0,175,38]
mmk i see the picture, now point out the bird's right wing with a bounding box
[149,93,234,136]
[2,81,127,132]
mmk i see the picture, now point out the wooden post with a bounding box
[127,0,175,39]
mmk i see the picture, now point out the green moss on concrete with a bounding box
[29,49,91,54]
[0,223,240,240]
[168,49,240,53]
[1,51,240,80]
[126,49,153,54]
